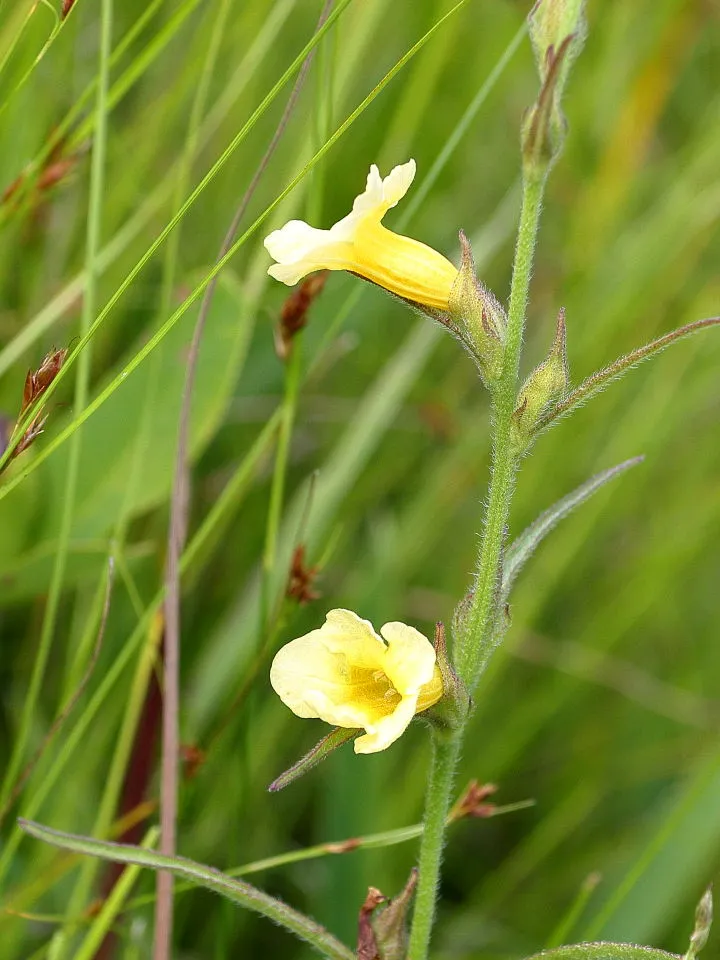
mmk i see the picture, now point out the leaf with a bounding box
[269,727,359,792]
[525,944,680,960]
[536,316,720,435]
[18,819,355,960]
[503,457,643,599]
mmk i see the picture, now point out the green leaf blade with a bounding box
[18,819,355,960]
[503,456,644,599]
[526,944,681,960]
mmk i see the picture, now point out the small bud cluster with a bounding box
[286,544,321,605]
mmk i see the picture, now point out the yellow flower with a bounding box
[270,609,444,754]
[264,160,458,310]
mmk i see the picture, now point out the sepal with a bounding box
[448,231,506,388]
[528,0,587,77]
[424,622,470,734]
[511,308,569,453]
[268,726,359,792]
[523,0,587,176]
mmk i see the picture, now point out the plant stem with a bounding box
[457,171,545,689]
[407,736,461,960]
[408,171,547,960]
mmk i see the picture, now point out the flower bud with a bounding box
[511,308,569,452]
[523,0,587,176]
[685,886,713,960]
[529,0,586,70]
[448,232,506,387]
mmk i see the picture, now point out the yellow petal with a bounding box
[319,609,387,668]
[351,220,457,310]
[350,160,416,218]
[380,621,436,693]
[270,609,389,730]
[270,631,381,728]
[264,221,354,284]
[354,694,418,754]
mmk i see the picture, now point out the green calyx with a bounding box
[448,231,506,388]
[511,308,569,454]
[424,621,470,736]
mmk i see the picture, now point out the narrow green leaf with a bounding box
[537,316,720,434]
[18,819,355,960]
[269,727,359,792]
[526,945,680,960]
[503,457,643,598]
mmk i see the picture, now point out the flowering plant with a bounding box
[13,3,719,960]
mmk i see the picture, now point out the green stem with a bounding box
[407,736,461,960]
[408,171,547,960]
[457,171,545,689]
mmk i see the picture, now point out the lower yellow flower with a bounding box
[270,609,444,754]
[264,160,458,310]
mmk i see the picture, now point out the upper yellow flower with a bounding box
[270,608,444,754]
[264,160,458,310]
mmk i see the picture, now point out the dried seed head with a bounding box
[286,544,321,605]
[274,271,328,360]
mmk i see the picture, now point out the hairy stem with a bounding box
[408,171,547,960]
[458,171,545,688]
[407,736,461,960]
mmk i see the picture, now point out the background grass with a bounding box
[0,0,718,957]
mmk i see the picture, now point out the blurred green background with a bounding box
[0,0,718,957]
